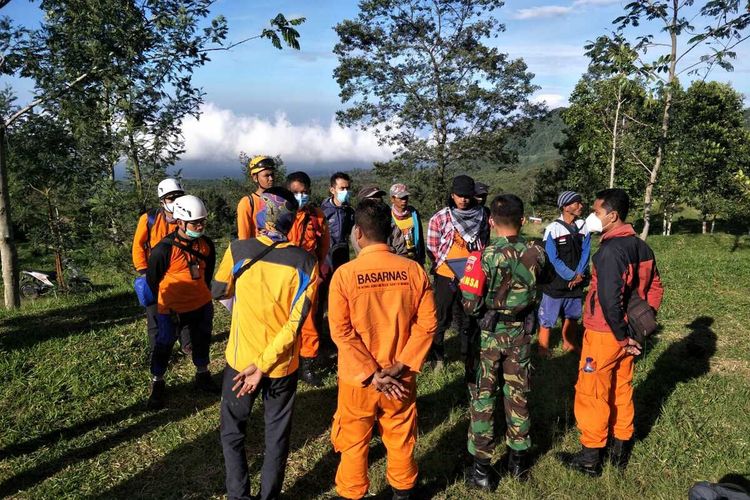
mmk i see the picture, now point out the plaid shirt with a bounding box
[427,207,488,271]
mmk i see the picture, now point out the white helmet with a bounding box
[157,178,184,199]
[172,195,208,222]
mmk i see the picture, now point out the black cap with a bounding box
[475,182,489,196]
[358,185,386,199]
[451,175,475,198]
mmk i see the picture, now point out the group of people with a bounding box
[130,156,664,500]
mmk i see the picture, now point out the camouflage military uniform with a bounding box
[459,234,545,459]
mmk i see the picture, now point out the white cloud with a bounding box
[181,103,393,165]
[512,6,572,20]
[532,93,569,108]
[512,0,621,20]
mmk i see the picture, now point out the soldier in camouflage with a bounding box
[459,194,546,490]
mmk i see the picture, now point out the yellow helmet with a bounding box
[248,155,276,176]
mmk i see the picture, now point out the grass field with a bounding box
[1,233,750,499]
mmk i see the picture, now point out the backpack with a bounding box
[488,241,545,316]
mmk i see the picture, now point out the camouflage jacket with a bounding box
[460,234,546,333]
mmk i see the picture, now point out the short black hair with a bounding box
[330,172,351,187]
[354,199,391,243]
[596,188,629,221]
[490,194,524,228]
[286,171,311,189]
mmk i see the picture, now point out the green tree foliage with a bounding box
[669,81,750,233]
[594,0,750,238]
[333,0,542,209]
[6,110,100,288]
[534,74,654,208]
[0,4,303,308]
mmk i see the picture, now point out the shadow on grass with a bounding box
[0,291,140,351]
[0,374,224,498]
[634,316,717,442]
[94,382,338,499]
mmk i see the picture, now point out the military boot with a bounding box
[507,448,531,481]
[299,356,323,387]
[146,379,166,410]
[558,446,603,477]
[607,438,632,470]
[391,487,412,500]
[464,458,498,491]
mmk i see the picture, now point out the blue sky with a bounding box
[3,0,749,177]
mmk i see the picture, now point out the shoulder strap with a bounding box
[166,236,208,262]
[147,208,158,233]
[297,211,312,246]
[145,208,160,253]
[233,241,280,281]
[555,218,580,235]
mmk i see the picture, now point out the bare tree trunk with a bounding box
[0,126,20,309]
[702,216,707,235]
[662,207,668,236]
[710,215,716,234]
[609,85,623,189]
[128,131,144,202]
[44,193,67,290]
[640,1,678,241]
[667,211,673,236]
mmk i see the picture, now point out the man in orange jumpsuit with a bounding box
[328,199,437,500]
[560,188,663,475]
[286,170,331,386]
[132,178,191,355]
[237,155,276,240]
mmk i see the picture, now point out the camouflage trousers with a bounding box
[467,328,532,459]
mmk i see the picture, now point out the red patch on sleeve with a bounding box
[459,251,486,295]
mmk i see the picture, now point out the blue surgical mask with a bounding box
[336,189,350,204]
[185,228,203,239]
[295,193,310,208]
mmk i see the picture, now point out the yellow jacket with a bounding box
[212,235,318,377]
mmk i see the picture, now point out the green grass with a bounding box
[1,233,749,499]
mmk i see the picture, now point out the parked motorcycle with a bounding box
[20,259,94,298]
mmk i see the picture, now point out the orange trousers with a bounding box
[574,329,634,448]
[331,380,418,499]
[300,286,319,358]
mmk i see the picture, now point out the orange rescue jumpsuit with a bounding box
[286,206,330,359]
[328,244,437,499]
[131,208,177,272]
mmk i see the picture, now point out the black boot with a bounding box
[507,448,531,481]
[299,356,323,387]
[194,371,221,394]
[558,446,603,477]
[464,457,498,491]
[392,487,412,500]
[607,438,632,470]
[146,379,166,410]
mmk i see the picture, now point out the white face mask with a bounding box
[585,212,613,233]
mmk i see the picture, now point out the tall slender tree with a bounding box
[334,0,542,208]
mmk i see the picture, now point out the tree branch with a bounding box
[5,71,91,127]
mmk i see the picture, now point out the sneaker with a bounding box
[194,371,221,394]
[299,356,323,387]
[147,380,166,410]
[558,446,603,477]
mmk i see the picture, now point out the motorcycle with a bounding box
[20,259,94,299]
